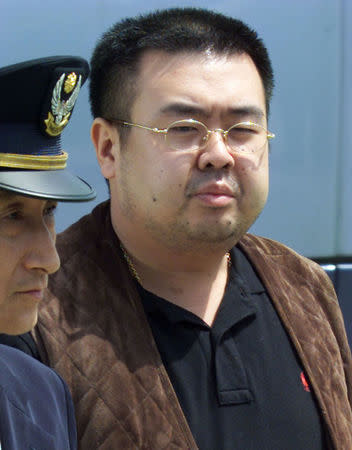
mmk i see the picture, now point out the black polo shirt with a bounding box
[139,246,327,450]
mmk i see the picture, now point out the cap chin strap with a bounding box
[0,151,68,170]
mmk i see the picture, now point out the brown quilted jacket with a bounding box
[33,201,352,449]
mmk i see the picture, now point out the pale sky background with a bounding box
[1,0,352,258]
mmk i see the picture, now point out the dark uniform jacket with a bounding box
[33,201,352,449]
[0,345,76,449]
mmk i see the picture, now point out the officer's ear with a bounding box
[91,118,120,180]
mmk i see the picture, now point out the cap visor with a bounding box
[0,169,96,202]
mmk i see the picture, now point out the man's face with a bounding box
[0,192,60,334]
[110,50,269,252]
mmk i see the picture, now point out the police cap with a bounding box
[0,56,95,201]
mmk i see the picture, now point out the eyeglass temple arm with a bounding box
[241,121,275,139]
[120,121,167,134]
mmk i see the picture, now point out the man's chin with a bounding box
[182,220,248,246]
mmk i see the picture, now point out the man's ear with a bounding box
[91,118,120,179]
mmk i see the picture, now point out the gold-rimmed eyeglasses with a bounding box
[107,118,275,154]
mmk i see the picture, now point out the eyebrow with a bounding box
[0,192,27,211]
[159,103,265,122]
[0,191,56,206]
[0,196,24,211]
[228,106,265,122]
[0,190,19,201]
[160,103,205,117]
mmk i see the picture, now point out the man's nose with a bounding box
[23,224,60,275]
[197,130,235,170]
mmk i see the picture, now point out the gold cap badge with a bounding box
[64,72,78,93]
[44,72,82,137]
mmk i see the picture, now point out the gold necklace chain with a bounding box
[120,243,142,283]
[120,243,231,283]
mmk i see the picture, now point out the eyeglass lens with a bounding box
[165,120,267,153]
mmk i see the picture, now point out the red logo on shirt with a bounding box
[300,371,310,392]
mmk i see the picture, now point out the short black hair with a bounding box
[90,8,274,123]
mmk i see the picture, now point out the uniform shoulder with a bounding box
[0,345,64,392]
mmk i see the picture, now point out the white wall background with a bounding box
[1,0,351,257]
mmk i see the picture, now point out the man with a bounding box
[0,56,95,449]
[10,8,351,449]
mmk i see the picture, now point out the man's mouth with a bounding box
[15,289,45,301]
[193,183,235,207]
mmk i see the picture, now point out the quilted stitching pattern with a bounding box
[34,203,196,449]
[33,202,352,449]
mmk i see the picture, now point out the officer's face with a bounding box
[0,191,60,334]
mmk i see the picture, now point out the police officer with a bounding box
[0,56,95,449]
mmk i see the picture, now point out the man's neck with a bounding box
[123,246,231,326]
